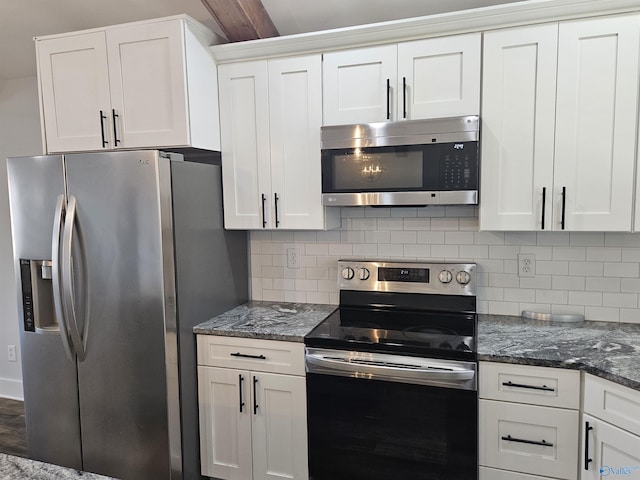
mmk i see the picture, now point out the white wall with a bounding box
[250,206,640,324]
[0,76,42,399]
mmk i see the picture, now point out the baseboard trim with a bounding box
[0,377,24,401]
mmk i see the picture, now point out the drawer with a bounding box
[480,466,558,480]
[480,362,580,409]
[197,335,305,376]
[583,373,640,437]
[480,399,579,480]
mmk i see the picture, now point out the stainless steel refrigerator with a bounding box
[7,150,248,480]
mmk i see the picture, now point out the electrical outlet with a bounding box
[7,345,16,362]
[518,253,536,278]
[287,247,300,269]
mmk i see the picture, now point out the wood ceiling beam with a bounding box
[201,0,279,42]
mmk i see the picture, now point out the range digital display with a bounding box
[378,267,429,283]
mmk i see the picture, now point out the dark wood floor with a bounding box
[0,397,27,457]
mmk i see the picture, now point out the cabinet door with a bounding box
[107,20,189,149]
[581,414,640,480]
[198,366,252,480]
[37,32,112,152]
[479,24,558,231]
[553,14,640,231]
[219,60,272,229]
[322,45,397,125]
[252,373,308,480]
[398,33,481,120]
[268,55,325,230]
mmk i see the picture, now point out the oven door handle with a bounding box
[305,350,476,388]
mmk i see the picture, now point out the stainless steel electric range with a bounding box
[305,260,478,480]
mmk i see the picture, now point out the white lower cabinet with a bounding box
[197,336,308,480]
[480,362,581,480]
[581,375,640,480]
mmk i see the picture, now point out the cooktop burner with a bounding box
[304,260,478,361]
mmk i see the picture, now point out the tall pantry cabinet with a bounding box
[480,14,640,231]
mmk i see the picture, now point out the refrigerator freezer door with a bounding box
[7,155,82,469]
[64,151,174,479]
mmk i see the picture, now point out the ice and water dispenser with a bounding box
[19,259,59,333]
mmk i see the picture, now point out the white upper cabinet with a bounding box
[480,14,640,231]
[480,23,558,231]
[322,33,480,125]
[219,55,340,230]
[36,16,221,153]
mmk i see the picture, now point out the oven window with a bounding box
[332,149,424,190]
[307,373,477,480]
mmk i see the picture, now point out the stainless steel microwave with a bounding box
[321,116,479,206]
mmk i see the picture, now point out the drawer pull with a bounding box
[501,435,554,447]
[238,374,245,413]
[584,421,593,470]
[253,376,259,414]
[230,352,266,360]
[502,381,555,392]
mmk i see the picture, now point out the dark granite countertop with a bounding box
[194,302,640,391]
[0,453,116,480]
[193,301,336,342]
[478,314,640,391]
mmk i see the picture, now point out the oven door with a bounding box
[306,348,478,480]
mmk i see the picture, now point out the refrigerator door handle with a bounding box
[61,195,88,362]
[51,195,75,360]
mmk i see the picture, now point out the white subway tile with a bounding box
[294,279,318,291]
[262,242,285,254]
[418,206,445,217]
[341,230,365,243]
[478,259,505,274]
[251,278,263,300]
[569,232,605,247]
[431,245,459,258]
[621,278,640,293]
[364,208,391,218]
[445,231,475,245]
[271,231,295,242]
[284,290,307,303]
[353,244,378,256]
[550,304,584,316]
[477,287,504,301]
[586,247,621,262]
[403,218,431,230]
[459,245,489,259]
[306,292,331,304]
[365,231,391,244]
[520,303,551,314]
[552,276,586,291]
[306,268,329,280]
[391,231,417,244]
[273,278,296,290]
[603,293,638,308]
[459,217,480,231]
[569,291,602,306]
[329,292,340,305]
[351,218,378,230]
[284,268,306,279]
[488,273,520,288]
[569,262,603,276]
[488,301,520,315]
[316,231,342,243]
[585,277,620,293]
[622,248,640,262]
[273,255,287,267]
[262,278,273,290]
[536,232,570,246]
[431,218,460,230]
[476,273,489,287]
[342,207,365,218]
[536,289,568,304]
[518,246,553,260]
[489,245,519,259]
[605,233,640,247]
[553,247,586,261]
[305,243,329,256]
[378,218,405,231]
[519,276,552,289]
[505,232,537,245]
[378,244,405,257]
[251,230,272,241]
[329,243,354,256]
[391,207,418,217]
[444,206,476,217]
[477,300,489,314]
[294,232,318,242]
[584,306,619,322]
[504,288,536,302]
[262,266,284,278]
[537,260,569,275]
[299,255,317,268]
[474,232,505,245]
[417,231,446,244]
[403,244,431,258]
[603,262,639,278]
[620,308,640,324]
[263,290,286,302]
[504,260,518,274]
[318,280,337,293]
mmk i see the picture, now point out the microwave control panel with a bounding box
[440,142,478,190]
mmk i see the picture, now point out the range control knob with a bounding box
[341,267,355,280]
[456,271,471,285]
[438,270,453,284]
[358,267,370,280]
